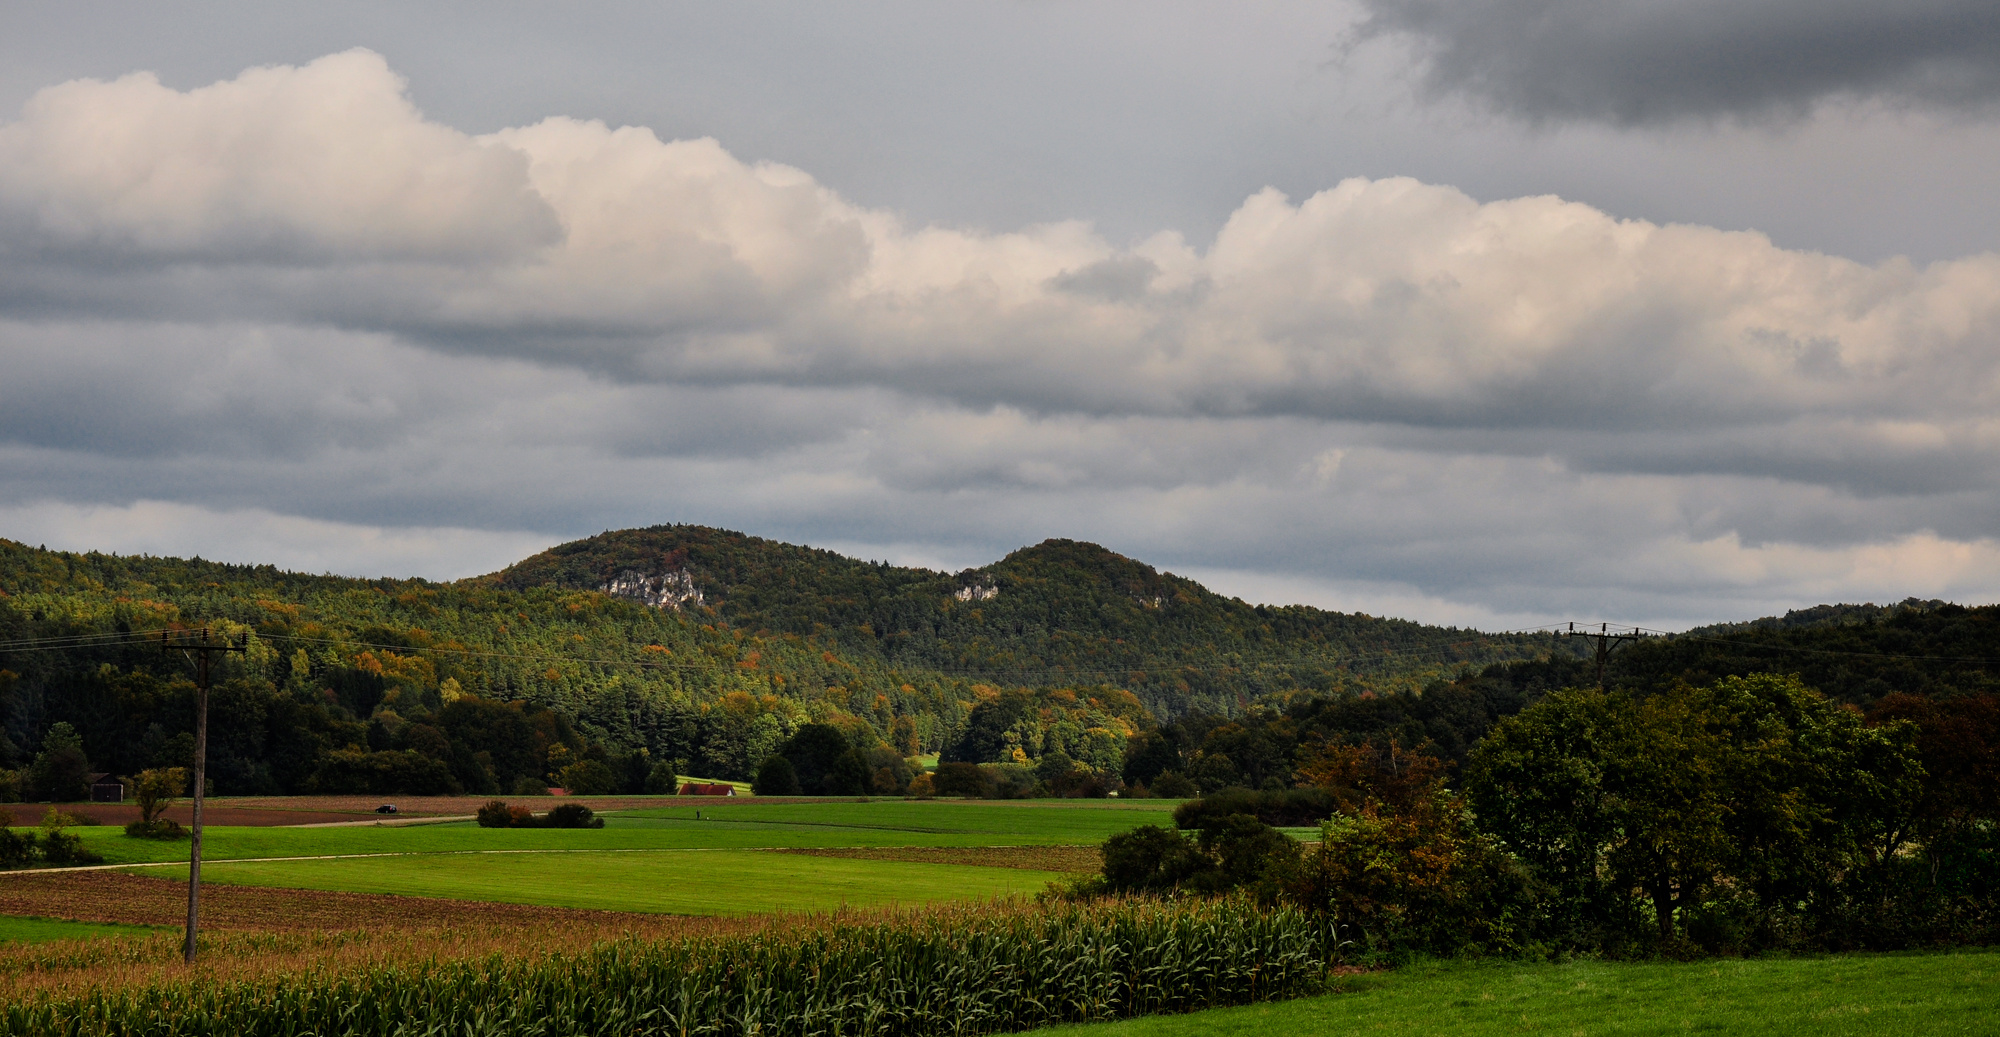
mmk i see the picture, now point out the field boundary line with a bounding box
[0,844,1087,876]
[286,815,477,828]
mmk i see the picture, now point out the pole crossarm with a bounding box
[1563,622,1649,690]
[160,627,247,965]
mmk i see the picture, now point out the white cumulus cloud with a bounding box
[2,50,1999,627]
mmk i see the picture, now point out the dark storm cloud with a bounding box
[1352,0,2000,123]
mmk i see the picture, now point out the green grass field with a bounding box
[68,798,1175,867]
[0,799,1157,920]
[197,848,1062,915]
[0,915,157,944]
[1020,950,2000,1037]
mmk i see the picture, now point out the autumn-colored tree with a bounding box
[134,767,188,825]
[1283,739,1528,954]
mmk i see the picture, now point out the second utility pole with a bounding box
[1564,622,1644,690]
[163,627,245,965]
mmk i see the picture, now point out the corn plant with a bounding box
[0,898,1339,1037]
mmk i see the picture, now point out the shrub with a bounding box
[778,724,851,794]
[37,808,101,866]
[543,803,603,829]
[555,759,618,795]
[0,829,36,868]
[123,819,187,840]
[933,761,992,798]
[1149,771,1197,798]
[988,763,1039,799]
[1101,825,1215,893]
[1174,788,1340,830]
[475,800,601,829]
[643,761,679,794]
[126,767,189,837]
[826,748,873,796]
[27,723,91,802]
[308,749,462,796]
[753,755,802,796]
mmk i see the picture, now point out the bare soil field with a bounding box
[0,869,722,935]
[774,845,1102,872]
[49,794,686,827]
[47,805,396,827]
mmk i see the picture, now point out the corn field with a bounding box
[1,898,1337,1037]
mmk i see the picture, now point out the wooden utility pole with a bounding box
[1564,622,1645,690]
[162,627,245,965]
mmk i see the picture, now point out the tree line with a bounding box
[1079,673,1999,956]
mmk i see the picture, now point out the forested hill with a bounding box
[487,525,1576,714]
[0,536,1150,795]
[1610,600,2000,702]
[3,527,1995,802]
[0,529,1564,799]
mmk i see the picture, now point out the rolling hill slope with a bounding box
[0,527,1569,796]
[487,525,1576,716]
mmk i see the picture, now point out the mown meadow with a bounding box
[64,797,1175,861]
[6,797,1167,918]
[1022,950,2000,1037]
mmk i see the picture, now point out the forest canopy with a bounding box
[4,531,1999,808]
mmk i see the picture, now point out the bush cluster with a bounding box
[751,723,923,796]
[0,808,104,868]
[474,800,603,829]
[120,767,191,840]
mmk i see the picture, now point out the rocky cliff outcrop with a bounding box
[601,568,705,611]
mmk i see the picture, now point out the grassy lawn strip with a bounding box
[0,915,157,945]
[773,845,1101,872]
[1020,949,2000,1037]
[608,800,1177,840]
[193,848,1063,915]
[58,799,1171,867]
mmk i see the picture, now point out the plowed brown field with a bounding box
[52,794,688,827]
[0,869,721,935]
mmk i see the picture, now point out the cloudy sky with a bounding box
[3,1,1999,630]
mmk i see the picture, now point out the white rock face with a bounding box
[601,568,705,611]
[954,582,998,602]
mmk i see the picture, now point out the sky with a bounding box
[2,0,1999,631]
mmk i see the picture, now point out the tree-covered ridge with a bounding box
[488,526,1577,717]
[1610,601,2000,702]
[1119,601,2000,804]
[1679,598,1951,637]
[0,538,1143,797]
